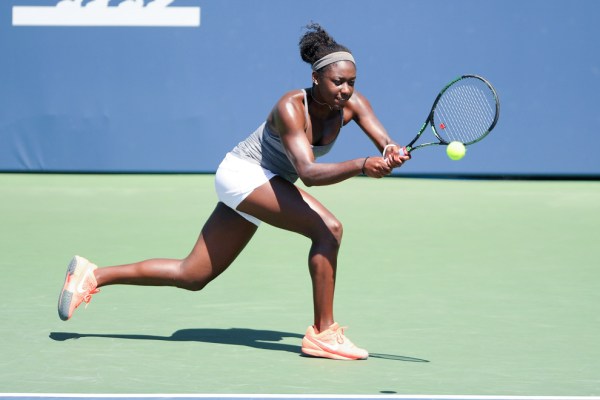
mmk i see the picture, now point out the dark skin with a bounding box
[93,60,410,333]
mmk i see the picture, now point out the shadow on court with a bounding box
[369,353,429,362]
[49,328,429,362]
[50,328,303,354]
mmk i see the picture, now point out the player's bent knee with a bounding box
[177,272,213,291]
[328,218,343,244]
[176,261,216,292]
[180,279,209,292]
[314,217,343,249]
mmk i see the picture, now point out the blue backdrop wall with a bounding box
[1,0,599,176]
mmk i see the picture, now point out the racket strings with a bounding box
[434,81,497,144]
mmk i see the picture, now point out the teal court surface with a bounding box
[0,174,599,398]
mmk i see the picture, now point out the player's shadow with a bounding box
[49,328,429,362]
[50,328,303,354]
[369,353,429,362]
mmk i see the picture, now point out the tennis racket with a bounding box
[393,74,500,157]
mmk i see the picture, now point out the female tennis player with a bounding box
[58,23,410,360]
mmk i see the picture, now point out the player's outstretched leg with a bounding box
[58,203,258,320]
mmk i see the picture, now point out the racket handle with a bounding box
[383,145,409,157]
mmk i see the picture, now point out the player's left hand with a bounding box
[383,144,410,168]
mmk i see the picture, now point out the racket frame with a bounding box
[404,74,500,153]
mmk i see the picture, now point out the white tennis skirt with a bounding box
[214,152,276,226]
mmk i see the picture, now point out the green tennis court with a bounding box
[1,174,599,396]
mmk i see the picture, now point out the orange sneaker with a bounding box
[301,322,368,360]
[58,256,100,321]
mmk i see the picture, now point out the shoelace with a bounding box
[79,266,99,307]
[82,287,100,308]
[332,326,349,344]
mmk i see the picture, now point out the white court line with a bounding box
[2,395,600,400]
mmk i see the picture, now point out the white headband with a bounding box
[311,51,356,71]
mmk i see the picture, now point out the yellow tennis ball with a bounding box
[447,141,466,160]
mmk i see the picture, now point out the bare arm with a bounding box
[348,91,410,165]
[270,91,392,187]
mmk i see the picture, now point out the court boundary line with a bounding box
[2,394,600,400]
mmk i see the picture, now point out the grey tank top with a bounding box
[231,89,341,183]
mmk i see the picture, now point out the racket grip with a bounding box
[383,145,409,157]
